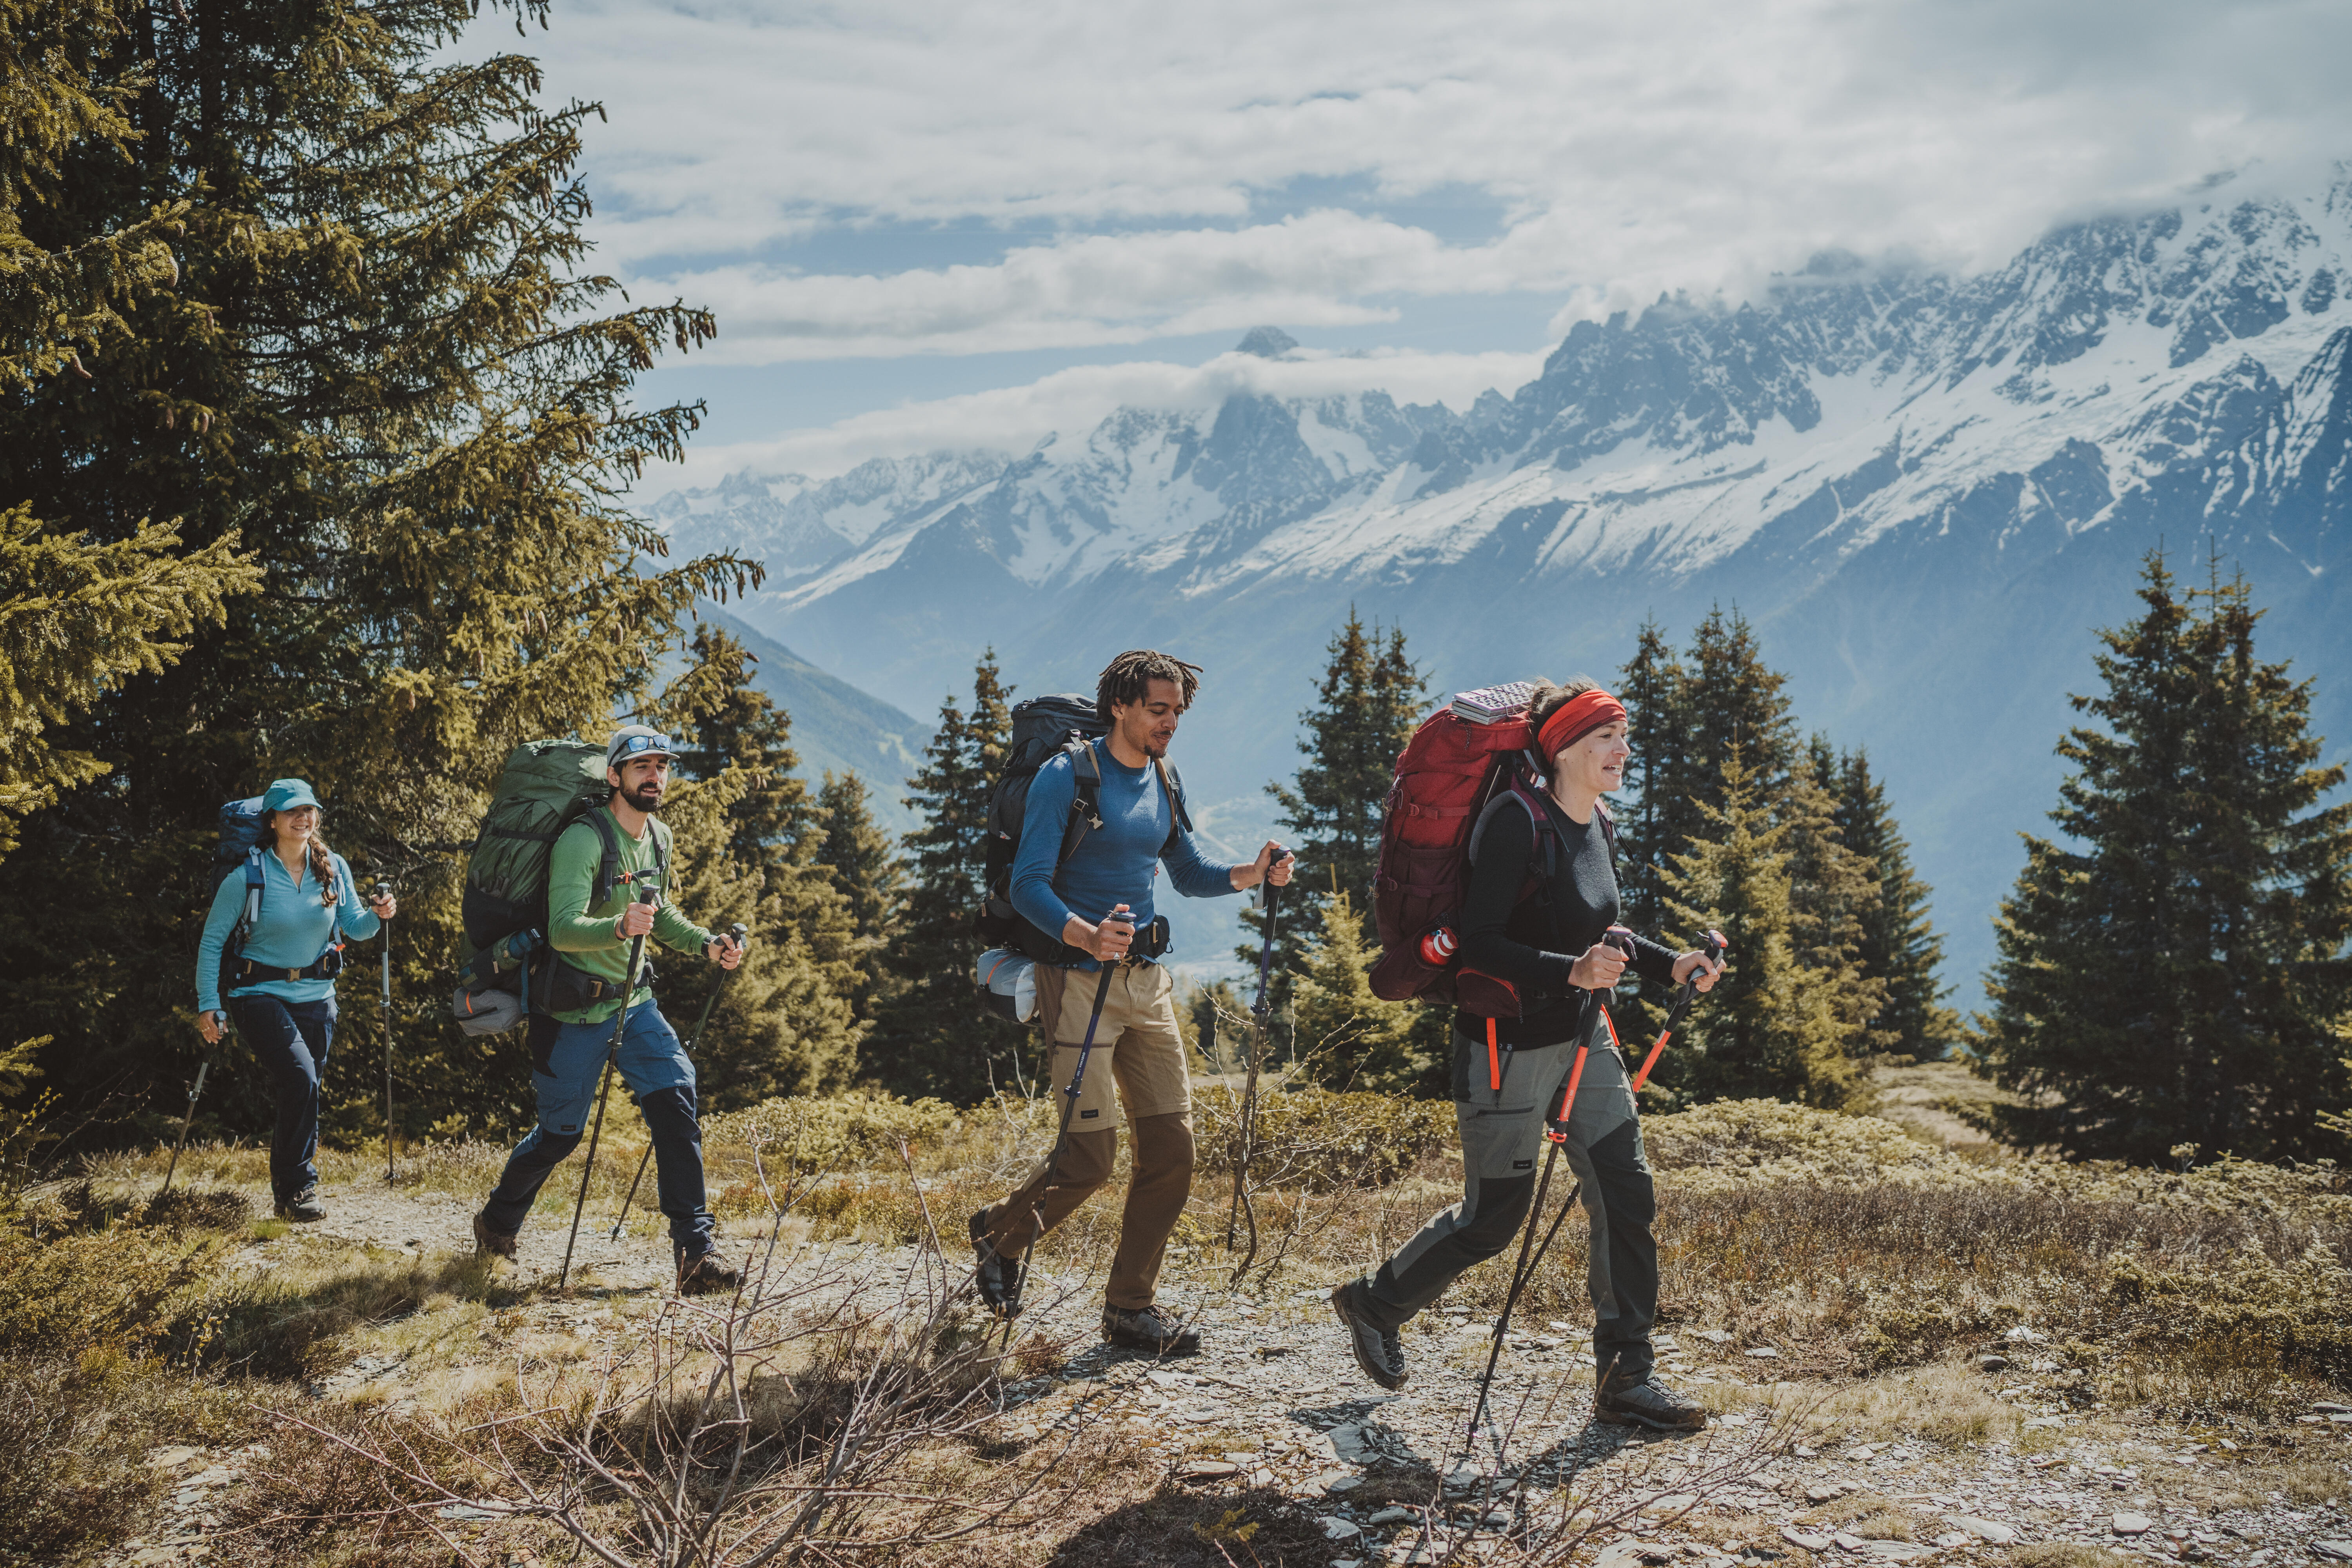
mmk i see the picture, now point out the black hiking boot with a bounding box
[1596,1371,1708,1432]
[676,1246,743,1297]
[970,1208,1024,1317]
[275,1185,327,1223]
[1102,1302,1201,1356]
[1328,1279,1408,1390]
[471,1211,517,1263]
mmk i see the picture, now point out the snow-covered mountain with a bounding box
[659,173,2352,997]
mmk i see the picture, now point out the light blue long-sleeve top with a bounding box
[195,849,382,1013]
[1009,738,1238,968]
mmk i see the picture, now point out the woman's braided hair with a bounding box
[265,812,339,905]
[1095,649,1202,726]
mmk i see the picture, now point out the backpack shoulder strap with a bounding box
[1153,758,1193,838]
[232,848,266,954]
[1056,740,1104,868]
[1468,775,1556,872]
[583,808,623,905]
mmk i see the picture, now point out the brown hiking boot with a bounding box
[676,1247,742,1297]
[472,1211,517,1263]
[275,1185,327,1223]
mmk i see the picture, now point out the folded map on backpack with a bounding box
[1450,682,1535,724]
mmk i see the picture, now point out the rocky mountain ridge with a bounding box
[658,172,2352,993]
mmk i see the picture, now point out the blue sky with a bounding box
[469,0,2352,489]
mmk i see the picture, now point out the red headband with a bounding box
[1537,689,1627,759]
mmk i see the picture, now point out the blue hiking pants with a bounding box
[481,1000,716,1255]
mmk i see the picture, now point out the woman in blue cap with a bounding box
[195,778,396,1221]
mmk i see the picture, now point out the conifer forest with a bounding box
[2,5,2348,1568]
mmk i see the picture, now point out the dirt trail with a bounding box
[96,1166,2352,1568]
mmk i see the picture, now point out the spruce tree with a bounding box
[1658,754,1865,1110]
[0,3,258,858]
[1613,607,1796,1048]
[1251,610,1426,978]
[1836,747,1957,1058]
[1250,609,1433,1086]
[815,769,904,1023]
[656,627,861,1101]
[1976,554,2352,1160]
[0,0,755,1139]
[1265,609,1428,914]
[1782,735,1887,1057]
[1614,618,1688,936]
[870,653,1021,1103]
[1291,891,1427,1093]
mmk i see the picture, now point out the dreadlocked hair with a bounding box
[265,812,339,905]
[1526,676,1602,733]
[1095,649,1202,726]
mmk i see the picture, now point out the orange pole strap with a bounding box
[1486,1016,1501,1090]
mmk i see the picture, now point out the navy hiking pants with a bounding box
[227,993,337,1205]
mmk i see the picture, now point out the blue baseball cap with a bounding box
[606,725,677,769]
[262,778,321,812]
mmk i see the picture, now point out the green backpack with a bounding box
[462,739,618,953]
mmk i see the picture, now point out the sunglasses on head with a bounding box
[618,734,673,757]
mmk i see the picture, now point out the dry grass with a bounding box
[13,1084,2351,1564]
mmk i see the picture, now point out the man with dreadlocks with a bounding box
[971,649,1293,1355]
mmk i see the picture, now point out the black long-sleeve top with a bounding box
[1453,791,1680,1047]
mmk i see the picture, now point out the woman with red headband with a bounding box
[1329,677,1724,1430]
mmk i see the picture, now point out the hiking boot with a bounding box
[1596,1372,1708,1432]
[676,1246,742,1297]
[471,1211,517,1263]
[1102,1302,1201,1356]
[275,1185,327,1223]
[1328,1279,1408,1391]
[970,1208,1024,1317]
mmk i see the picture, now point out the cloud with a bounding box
[648,211,1584,362]
[502,0,2352,369]
[648,345,1549,490]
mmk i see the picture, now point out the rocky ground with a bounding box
[91,1168,2352,1568]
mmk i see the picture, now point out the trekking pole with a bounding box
[1629,929,1728,1092]
[1225,848,1286,1280]
[608,921,748,1243]
[158,1054,212,1198]
[559,876,658,1290]
[998,905,1132,1330]
[377,880,396,1184]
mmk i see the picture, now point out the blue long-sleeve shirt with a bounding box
[196,849,381,1013]
[1010,739,1238,967]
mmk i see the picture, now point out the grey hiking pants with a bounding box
[1355,1001,1659,1386]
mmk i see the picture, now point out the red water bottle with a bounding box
[1418,927,1458,966]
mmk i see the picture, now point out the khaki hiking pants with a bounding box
[981,959,1193,1311]
[1355,999,1661,1387]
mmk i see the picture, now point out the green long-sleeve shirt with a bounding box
[547,808,714,1024]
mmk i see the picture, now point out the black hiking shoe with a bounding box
[1102,1303,1201,1356]
[275,1186,327,1223]
[970,1208,1024,1317]
[1328,1279,1408,1390]
[1596,1372,1708,1432]
[471,1211,517,1263]
[676,1246,742,1297]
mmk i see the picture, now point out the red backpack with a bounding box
[1367,687,1610,1014]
